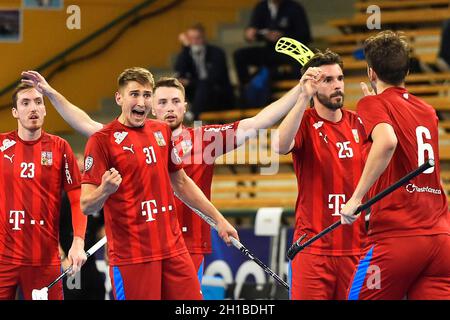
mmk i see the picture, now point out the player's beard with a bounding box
[166,117,183,131]
[316,91,344,110]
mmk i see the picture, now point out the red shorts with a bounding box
[347,234,450,300]
[289,252,360,300]
[0,264,63,300]
[190,253,205,284]
[110,252,203,300]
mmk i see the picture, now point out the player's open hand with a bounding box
[340,197,362,225]
[101,168,122,195]
[67,236,87,276]
[360,82,376,96]
[21,70,54,96]
[300,67,324,97]
[216,218,239,246]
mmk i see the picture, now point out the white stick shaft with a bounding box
[86,236,107,257]
[174,193,243,250]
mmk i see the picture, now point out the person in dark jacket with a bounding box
[234,0,312,107]
[174,23,235,120]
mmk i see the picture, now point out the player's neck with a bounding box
[17,127,42,141]
[172,124,183,137]
[374,80,405,94]
[315,104,342,123]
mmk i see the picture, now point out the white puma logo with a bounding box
[123,144,134,154]
[4,154,14,163]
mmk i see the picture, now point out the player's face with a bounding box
[116,81,152,128]
[152,86,187,130]
[12,88,46,131]
[315,64,345,110]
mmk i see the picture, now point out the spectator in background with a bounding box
[59,153,106,300]
[174,23,235,120]
[437,19,450,71]
[234,0,312,107]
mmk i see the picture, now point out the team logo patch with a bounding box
[154,131,166,146]
[352,129,360,143]
[85,156,94,172]
[0,139,16,152]
[41,151,53,166]
[313,121,324,130]
[180,139,192,155]
[114,131,128,144]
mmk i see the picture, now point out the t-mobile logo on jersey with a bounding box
[9,210,25,230]
[328,194,346,216]
[141,200,174,222]
[9,210,45,230]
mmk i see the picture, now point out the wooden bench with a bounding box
[272,72,450,91]
[321,28,440,45]
[355,0,450,12]
[330,40,440,55]
[340,52,438,71]
[211,173,297,209]
[329,8,450,33]
[199,95,450,124]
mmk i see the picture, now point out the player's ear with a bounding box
[183,102,187,113]
[367,67,376,82]
[115,91,122,106]
[11,107,18,119]
[151,105,156,117]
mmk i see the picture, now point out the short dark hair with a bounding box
[363,30,410,85]
[12,82,36,109]
[188,23,205,35]
[301,49,344,75]
[154,77,186,98]
[117,67,154,91]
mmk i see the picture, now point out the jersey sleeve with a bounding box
[61,139,82,193]
[82,134,109,186]
[166,125,183,173]
[201,121,240,159]
[357,96,393,140]
[291,120,305,154]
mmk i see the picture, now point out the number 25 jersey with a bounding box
[291,108,367,256]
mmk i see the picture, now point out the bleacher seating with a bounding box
[200,0,450,211]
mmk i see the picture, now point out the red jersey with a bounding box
[291,108,367,256]
[357,87,449,240]
[0,131,81,266]
[82,119,186,266]
[172,122,239,254]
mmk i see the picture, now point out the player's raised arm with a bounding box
[169,169,239,245]
[21,70,103,137]
[235,80,302,146]
[272,67,324,154]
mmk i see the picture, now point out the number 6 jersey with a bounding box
[357,87,449,240]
